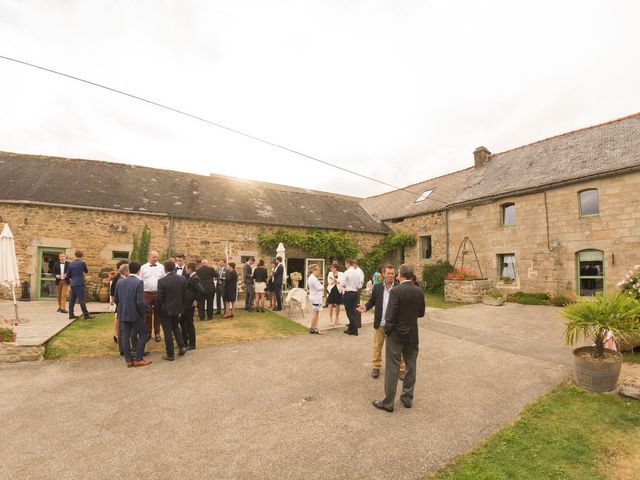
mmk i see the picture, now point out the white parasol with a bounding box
[276,242,287,285]
[0,223,21,321]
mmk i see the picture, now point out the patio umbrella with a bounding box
[0,223,21,322]
[276,242,287,286]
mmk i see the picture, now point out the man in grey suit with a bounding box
[372,263,425,412]
[114,262,152,368]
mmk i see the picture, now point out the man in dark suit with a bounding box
[182,262,204,350]
[372,263,425,412]
[272,256,284,311]
[196,259,218,320]
[114,262,152,367]
[358,264,405,379]
[174,252,189,278]
[52,252,70,313]
[214,260,226,315]
[243,257,255,312]
[155,261,187,361]
[67,250,93,320]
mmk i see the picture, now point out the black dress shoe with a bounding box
[84,315,94,320]
[69,315,78,320]
[372,400,393,412]
[402,401,412,409]
[56,308,61,312]
[178,347,186,356]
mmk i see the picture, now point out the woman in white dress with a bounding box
[307,264,324,334]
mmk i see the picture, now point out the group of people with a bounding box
[52,250,94,320]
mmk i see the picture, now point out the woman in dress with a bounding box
[266,259,277,309]
[223,262,238,318]
[252,259,268,312]
[326,262,344,326]
[307,264,324,334]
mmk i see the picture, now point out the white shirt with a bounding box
[380,283,393,327]
[58,262,66,279]
[355,267,365,288]
[328,271,345,293]
[342,267,361,292]
[140,262,165,292]
[307,274,323,304]
[175,264,185,276]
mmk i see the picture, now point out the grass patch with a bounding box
[44,310,307,360]
[430,383,640,480]
[425,292,466,309]
[623,349,640,364]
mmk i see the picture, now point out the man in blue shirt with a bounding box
[67,250,93,320]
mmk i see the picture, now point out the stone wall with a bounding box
[444,279,492,303]
[388,171,640,296]
[0,344,44,363]
[0,203,386,300]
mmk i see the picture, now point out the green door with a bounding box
[37,247,65,300]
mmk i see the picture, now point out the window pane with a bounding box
[500,254,516,279]
[579,190,599,216]
[112,251,129,260]
[579,278,603,296]
[421,236,432,259]
[502,204,515,225]
[579,260,603,277]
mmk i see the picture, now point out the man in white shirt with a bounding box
[174,252,189,278]
[354,259,365,327]
[53,252,70,313]
[140,250,165,342]
[341,259,361,336]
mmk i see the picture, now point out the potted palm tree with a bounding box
[561,293,640,392]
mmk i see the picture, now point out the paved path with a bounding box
[1,303,573,479]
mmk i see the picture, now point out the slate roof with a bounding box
[0,152,389,234]
[362,113,640,220]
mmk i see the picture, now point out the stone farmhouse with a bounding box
[1,112,639,300]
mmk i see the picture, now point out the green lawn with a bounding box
[430,384,640,480]
[44,310,307,360]
[623,349,640,364]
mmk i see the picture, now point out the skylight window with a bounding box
[414,189,433,203]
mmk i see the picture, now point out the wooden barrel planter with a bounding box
[99,286,110,303]
[573,346,623,392]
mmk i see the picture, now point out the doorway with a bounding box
[37,247,65,300]
[286,258,305,288]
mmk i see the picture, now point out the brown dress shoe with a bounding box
[126,361,134,368]
[178,347,186,356]
[132,359,152,367]
[162,354,175,361]
[372,368,380,378]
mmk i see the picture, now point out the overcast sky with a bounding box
[1,1,639,197]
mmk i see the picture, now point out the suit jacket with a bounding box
[67,259,88,288]
[243,263,254,284]
[156,272,187,317]
[273,263,284,286]
[114,275,145,323]
[383,280,426,345]
[52,261,71,285]
[185,273,205,309]
[196,265,218,293]
[174,265,189,279]
[364,281,398,329]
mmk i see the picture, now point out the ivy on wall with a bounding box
[358,232,416,276]
[258,229,358,261]
[130,224,151,263]
[258,229,416,277]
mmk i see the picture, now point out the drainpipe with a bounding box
[445,207,450,263]
[167,216,176,256]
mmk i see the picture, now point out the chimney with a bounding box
[473,146,491,168]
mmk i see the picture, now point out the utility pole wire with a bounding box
[0,54,449,205]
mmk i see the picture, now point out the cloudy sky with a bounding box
[1,1,638,197]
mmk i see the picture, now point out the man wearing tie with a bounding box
[53,252,70,313]
[67,250,93,320]
[214,260,226,315]
[155,261,187,361]
[243,257,255,312]
[196,259,218,320]
[182,262,204,350]
[140,250,165,343]
[174,252,189,278]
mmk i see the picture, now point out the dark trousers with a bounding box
[215,284,224,313]
[180,308,196,348]
[381,332,419,410]
[343,291,358,333]
[143,291,161,335]
[355,288,363,327]
[274,284,282,310]
[198,291,215,319]
[244,283,254,310]
[69,285,89,317]
[160,314,184,359]
[120,318,148,362]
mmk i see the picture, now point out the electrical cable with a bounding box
[0,54,449,205]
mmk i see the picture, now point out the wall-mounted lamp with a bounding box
[551,239,560,249]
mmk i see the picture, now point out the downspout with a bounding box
[445,207,450,263]
[543,192,552,252]
[167,216,176,256]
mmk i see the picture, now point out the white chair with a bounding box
[285,287,307,319]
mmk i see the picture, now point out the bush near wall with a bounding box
[422,260,454,294]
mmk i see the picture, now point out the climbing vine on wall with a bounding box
[359,232,416,277]
[130,224,151,263]
[258,229,358,261]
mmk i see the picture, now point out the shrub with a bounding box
[506,291,550,305]
[485,289,503,299]
[550,295,575,307]
[422,261,454,294]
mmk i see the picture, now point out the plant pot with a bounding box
[482,296,505,306]
[99,286,110,303]
[573,346,623,392]
[0,332,17,343]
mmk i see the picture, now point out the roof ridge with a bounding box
[363,166,474,200]
[490,112,640,158]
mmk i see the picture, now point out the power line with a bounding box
[0,54,450,206]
